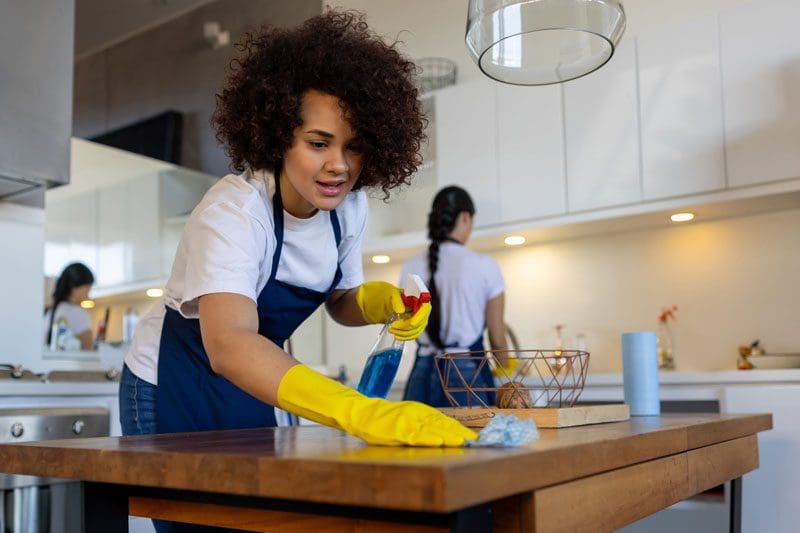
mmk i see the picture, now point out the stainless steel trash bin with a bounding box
[0,407,109,533]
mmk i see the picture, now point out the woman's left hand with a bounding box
[389,302,431,341]
[355,282,431,340]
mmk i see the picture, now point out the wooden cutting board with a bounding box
[440,403,630,428]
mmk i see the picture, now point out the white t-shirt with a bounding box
[43,302,92,343]
[125,169,368,384]
[400,242,505,355]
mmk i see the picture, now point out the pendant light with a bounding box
[466,0,626,86]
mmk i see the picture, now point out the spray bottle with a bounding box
[357,274,430,399]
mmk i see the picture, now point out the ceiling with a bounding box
[74,0,215,59]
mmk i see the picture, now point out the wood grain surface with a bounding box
[529,436,758,532]
[0,414,771,513]
[439,404,630,428]
[130,497,446,533]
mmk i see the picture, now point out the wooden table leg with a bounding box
[83,482,128,533]
[729,477,742,533]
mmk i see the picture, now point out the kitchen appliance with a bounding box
[747,352,800,369]
[0,407,109,533]
[0,1,73,204]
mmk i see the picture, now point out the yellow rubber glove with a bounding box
[491,355,519,378]
[355,282,432,341]
[390,302,431,341]
[277,365,477,446]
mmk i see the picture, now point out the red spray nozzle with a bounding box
[401,274,430,314]
[402,291,430,314]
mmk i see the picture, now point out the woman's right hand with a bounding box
[277,365,477,446]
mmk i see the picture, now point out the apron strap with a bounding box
[330,209,342,247]
[269,169,342,287]
[269,170,285,282]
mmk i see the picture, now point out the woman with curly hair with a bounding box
[119,10,475,466]
[400,186,511,407]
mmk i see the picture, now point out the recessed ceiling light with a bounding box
[80,300,95,309]
[371,255,391,264]
[146,288,164,298]
[670,212,695,222]
[504,235,526,246]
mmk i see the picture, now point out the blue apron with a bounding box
[403,336,496,408]
[156,174,343,434]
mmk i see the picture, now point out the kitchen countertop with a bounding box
[6,369,799,399]
[383,368,800,401]
[0,380,119,396]
[585,368,800,386]
[0,413,772,531]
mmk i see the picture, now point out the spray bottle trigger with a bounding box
[400,273,431,314]
[401,291,430,314]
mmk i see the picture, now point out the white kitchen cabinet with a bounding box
[44,191,98,277]
[97,176,162,289]
[563,39,641,212]
[637,15,726,200]
[496,84,566,223]
[719,0,800,187]
[46,169,215,296]
[435,78,500,227]
[721,385,800,533]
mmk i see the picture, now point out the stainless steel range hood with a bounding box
[0,175,47,201]
[0,1,74,204]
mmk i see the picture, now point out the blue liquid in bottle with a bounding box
[357,347,403,399]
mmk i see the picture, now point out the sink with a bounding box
[749,353,800,369]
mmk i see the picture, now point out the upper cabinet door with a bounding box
[434,79,500,227]
[563,39,641,212]
[720,0,800,187]
[496,84,566,223]
[638,15,726,200]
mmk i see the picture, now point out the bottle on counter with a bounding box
[93,308,109,350]
[357,274,430,399]
[49,317,69,351]
[123,308,139,343]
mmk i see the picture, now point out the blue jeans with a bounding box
[119,364,157,436]
[119,364,244,533]
[403,355,496,407]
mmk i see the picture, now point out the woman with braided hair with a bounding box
[400,186,509,407]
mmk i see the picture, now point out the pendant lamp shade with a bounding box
[466,0,626,86]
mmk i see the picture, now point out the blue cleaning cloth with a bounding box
[466,413,539,447]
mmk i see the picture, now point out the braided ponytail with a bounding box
[425,186,475,350]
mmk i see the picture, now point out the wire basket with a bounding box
[418,57,457,93]
[434,349,590,409]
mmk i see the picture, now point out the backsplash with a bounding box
[326,207,800,381]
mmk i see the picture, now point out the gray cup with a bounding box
[622,331,660,416]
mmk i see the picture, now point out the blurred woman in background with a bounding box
[400,186,511,407]
[44,262,95,351]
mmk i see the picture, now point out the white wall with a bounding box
[326,208,800,380]
[0,204,45,368]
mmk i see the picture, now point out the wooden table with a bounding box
[0,413,771,532]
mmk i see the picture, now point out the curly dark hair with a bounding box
[211,10,426,198]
